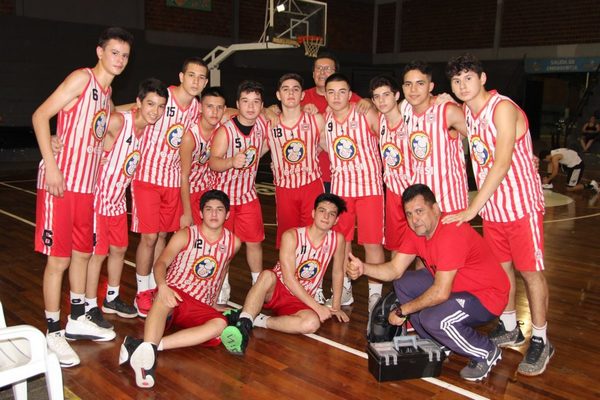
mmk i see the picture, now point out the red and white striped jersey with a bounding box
[378,113,412,196]
[188,122,217,194]
[37,68,111,194]
[464,91,544,222]
[94,111,142,216]
[135,86,199,188]
[267,112,322,188]
[166,225,236,305]
[400,100,469,213]
[212,116,268,205]
[273,227,339,297]
[325,105,383,197]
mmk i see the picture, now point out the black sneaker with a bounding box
[517,336,555,376]
[489,320,525,347]
[221,317,252,355]
[86,307,114,330]
[103,296,137,318]
[223,308,241,326]
[130,342,157,388]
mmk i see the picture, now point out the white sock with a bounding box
[136,273,150,293]
[343,276,352,289]
[85,297,98,312]
[500,311,517,331]
[368,283,383,297]
[148,270,157,289]
[239,312,254,324]
[106,285,120,302]
[157,340,164,351]
[532,322,547,343]
[253,314,270,328]
[251,272,260,284]
[45,310,60,323]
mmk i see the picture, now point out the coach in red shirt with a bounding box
[347,183,509,382]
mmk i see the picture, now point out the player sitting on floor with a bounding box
[119,190,241,388]
[220,193,350,355]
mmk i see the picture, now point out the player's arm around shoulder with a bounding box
[102,112,125,152]
[365,106,381,139]
[445,102,467,138]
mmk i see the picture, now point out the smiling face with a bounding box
[404,194,440,239]
[136,92,167,126]
[312,201,340,231]
[402,69,434,110]
[313,57,337,90]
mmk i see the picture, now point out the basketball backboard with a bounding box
[264,0,327,45]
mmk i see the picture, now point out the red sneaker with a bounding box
[134,289,156,318]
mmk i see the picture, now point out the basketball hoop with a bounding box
[297,35,324,58]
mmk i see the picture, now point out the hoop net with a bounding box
[297,35,324,58]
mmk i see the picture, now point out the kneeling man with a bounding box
[347,184,509,382]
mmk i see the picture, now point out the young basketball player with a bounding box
[33,27,133,367]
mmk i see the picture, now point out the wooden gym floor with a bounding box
[0,165,598,400]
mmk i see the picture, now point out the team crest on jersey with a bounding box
[470,136,491,166]
[283,139,306,164]
[91,110,108,141]
[244,146,258,168]
[409,132,431,161]
[193,256,218,279]
[165,124,185,149]
[296,259,320,280]
[382,143,402,168]
[333,136,357,161]
[123,151,141,177]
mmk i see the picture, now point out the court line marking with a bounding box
[2,207,486,400]
[0,179,37,184]
[0,181,37,196]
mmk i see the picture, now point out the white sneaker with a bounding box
[65,314,116,341]
[590,180,599,193]
[46,330,80,368]
[541,183,553,190]
[130,342,157,388]
[217,277,231,305]
[314,288,326,305]
[327,284,354,307]
[368,293,382,313]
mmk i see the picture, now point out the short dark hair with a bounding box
[325,73,351,89]
[314,51,340,72]
[182,57,208,74]
[237,80,264,101]
[278,73,304,90]
[200,190,230,212]
[137,78,169,102]
[369,75,400,98]
[98,27,134,49]
[314,193,347,215]
[539,150,551,161]
[403,60,432,81]
[446,53,484,79]
[201,86,226,102]
[402,184,437,207]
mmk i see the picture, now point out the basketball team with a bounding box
[32,27,554,388]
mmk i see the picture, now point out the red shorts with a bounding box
[131,180,182,233]
[166,287,226,329]
[35,190,94,257]
[93,213,129,256]
[275,179,324,248]
[483,211,545,272]
[190,189,208,226]
[223,198,264,242]
[385,189,409,251]
[263,277,311,316]
[334,195,384,244]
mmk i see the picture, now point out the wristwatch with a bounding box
[394,305,407,318]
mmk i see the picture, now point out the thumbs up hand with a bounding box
[346,252,364,280]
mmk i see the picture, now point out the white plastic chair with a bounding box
[0,301,64,400]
